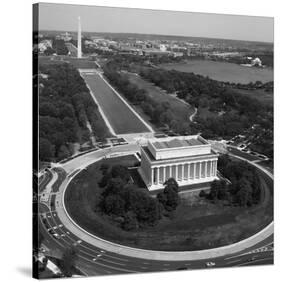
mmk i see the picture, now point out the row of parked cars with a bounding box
[97,139,129,148]
[226,137,268,160]
[40,214,64,240]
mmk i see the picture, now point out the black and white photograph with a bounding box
[32,2,274,279]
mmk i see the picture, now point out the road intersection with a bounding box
[38,143,273,276]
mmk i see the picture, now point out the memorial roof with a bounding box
[152,137,204,150]
[142,146,217,164]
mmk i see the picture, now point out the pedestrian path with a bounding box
[40,170,58,203]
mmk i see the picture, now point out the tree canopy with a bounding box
[204,154,261,207]
[38,63,110,162]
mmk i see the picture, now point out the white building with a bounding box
[139,135,219,191]
[159,44,167,51]
[251,57,262,67]
[38,40,52,53]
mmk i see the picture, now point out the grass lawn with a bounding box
[123,72,194,128]
[64,156,273,251]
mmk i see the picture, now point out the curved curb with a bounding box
[57,148,274,261]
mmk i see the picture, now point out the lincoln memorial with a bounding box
[139,135,219,191]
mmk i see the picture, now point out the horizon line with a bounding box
[38,29,274,44]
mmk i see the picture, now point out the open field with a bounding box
[65,156,273,251]
[82,73,151,135]
[124,72,194,127]
[160,60,273,84]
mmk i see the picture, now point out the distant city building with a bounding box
[159,44,167,51]
[139,135,219,191]
[84,40,97,47]
[251,57,262,67]
[61,32,72,41]
[119,46,142,55]
[142,49,171,57]
[172,52,184,57]
[38,39,52,52]
[211,51,241,58]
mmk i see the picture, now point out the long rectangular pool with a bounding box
[82,73,151,135]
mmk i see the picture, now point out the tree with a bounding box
[98,173,112,188]
[157,178,180,212]
[102,177,126,197]
[130,190,160,224]
[110,165,130,182]
[39,138,55,161]
[122,211,138,231]
[39,102,58,117]
[59,103,75,119]
[199,190,207,198]
[236,178,253,207]
[100,163,110,174]
[209,180,228,201]
[60,247,78,277]
[164,178,179,193]
[157,191,167,207]
[103,194,125,216]
[164,186,179,211]
[57,145,70,160]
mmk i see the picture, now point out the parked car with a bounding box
[238,144,247,150]
[258,154,268,160]
[205,262,216,267]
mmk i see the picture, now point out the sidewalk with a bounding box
[40,170,58,203]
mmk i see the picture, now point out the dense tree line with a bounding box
[39,63,110,162]
[98,164,179,230]
[201,155,261,207]
[53,39,69,55]
[223,80,273,93]
[139,68,273,156]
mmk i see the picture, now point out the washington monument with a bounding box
[77,16,82,58]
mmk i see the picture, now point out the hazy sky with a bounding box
[38,3,274,43]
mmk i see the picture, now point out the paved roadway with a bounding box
[37,144,273,277]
